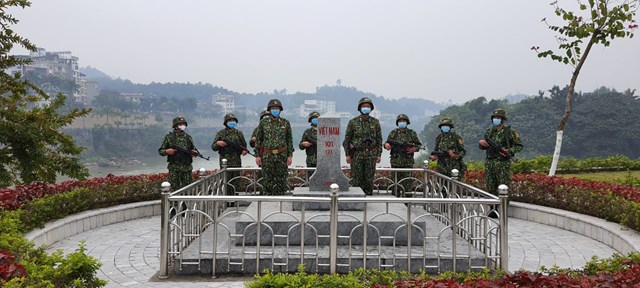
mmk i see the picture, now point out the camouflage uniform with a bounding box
[433,118,467,179]
[385,114,422,196]
[299,111,320,168]
[255,99,294,195]
[250,110,270,149]
[343,98,382,195]
[479,109,523,196]
[212,114,248,195]
[158,116,197,190]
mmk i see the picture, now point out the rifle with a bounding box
[387,140,422,157]
[484,137,512,160]
[222,138,256,157]
[429,150,449,166]
[170,145,210,161]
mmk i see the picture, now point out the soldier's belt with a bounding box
[353,147,376,152]
[259,146,288,155]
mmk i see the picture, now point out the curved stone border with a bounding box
[25,200,160,247]
[510,201,640,254]
[24,199,640,256]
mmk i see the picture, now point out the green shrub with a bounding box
[3,242,107,288]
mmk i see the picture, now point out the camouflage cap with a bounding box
[358,97,374,111]
[491,108,508,120]
[267,99,284,111]
[396,114,410,125]
[172,116,187,128]
[308,111,320,122]
[223,113,238,124]
[438,117,454,128]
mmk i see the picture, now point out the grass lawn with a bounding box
[559,170,640,186]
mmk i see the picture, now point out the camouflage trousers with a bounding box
[350,153,376,195]
[484,158,511,196]
[436,158,467,180]
[167,163,193,190]
[261,153,289,196]
[306,154,317,178]
[390,156,415,197]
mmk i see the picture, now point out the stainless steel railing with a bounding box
[159,160,508,278]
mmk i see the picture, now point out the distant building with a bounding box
[8,48,88,105]
[120,93,145,104]
[85,80,100,105]
[213,94,235,114]
[299,99,336,117]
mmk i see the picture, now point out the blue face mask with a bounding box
[360,107,372,115]
[226,121,237,128]
[440,126,451,133]
[398,122,407,129]
[271,109,281,117]
[492,118,502,126]
[311,118,318,126]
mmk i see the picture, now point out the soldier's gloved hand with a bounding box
[384,143,391,150]
[165,148,176,155]
[479,140,489,147]
[216,141,227,147]
[448,150,457,159]
[287,157,292,166]
[376,156,381,163]
[301,141,311,148]
[191,150,199,157]
[256,157,262,166]
[406,146,417,153]
[241,150,248,156]
[346,156,352,164]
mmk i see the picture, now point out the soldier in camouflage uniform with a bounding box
[212,113,249,195]
[250,110,270,150]
[343,97,382,195]
[254,99,294,195]
[299,111,320,168]
[429,118,467,179]
[158,116,198,189]
[384,114,422,196]
[478,109,523,197]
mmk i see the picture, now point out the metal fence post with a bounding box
[422,160,429,198]
[221,159,228,196]
[498,184,509,271]
[329,183,339,274]
[451,169,459,198]
[159,181,172,279]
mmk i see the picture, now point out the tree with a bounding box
[533,0,638,175]
[0,0,90,187]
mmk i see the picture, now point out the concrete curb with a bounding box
[24,199,640,256]
[24,200,161,247]
[510,201,640,254]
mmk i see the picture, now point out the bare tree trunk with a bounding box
[549,35,597,176]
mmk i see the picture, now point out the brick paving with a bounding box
[48,216,618,287]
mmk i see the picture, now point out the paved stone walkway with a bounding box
[48,216,617,288]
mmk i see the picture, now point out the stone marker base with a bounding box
[291,187,366,211]
[174,246,488,275]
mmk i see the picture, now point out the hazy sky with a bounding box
[10,1,640,103]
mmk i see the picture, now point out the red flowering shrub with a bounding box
[0,250,26,282]
[464,171,640,230]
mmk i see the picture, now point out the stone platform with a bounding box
[291,187,365,211]
[176,198,489,275]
